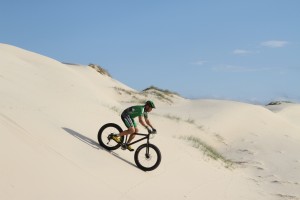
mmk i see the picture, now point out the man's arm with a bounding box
[139,116,156,133]
[138,116,148,128]
[145,118,154,130]
[139,116,154,131]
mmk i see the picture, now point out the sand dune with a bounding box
[1,43,299,200]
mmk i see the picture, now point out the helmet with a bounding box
[145,100,155,108]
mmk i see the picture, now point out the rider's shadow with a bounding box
[62,127,138,169]
[62,127,100,149]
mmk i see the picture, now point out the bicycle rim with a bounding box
[134,144,161,171]
[98,123,124,151]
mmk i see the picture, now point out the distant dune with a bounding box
[1,43,299,200]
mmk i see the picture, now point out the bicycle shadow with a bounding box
[62,127,138,169]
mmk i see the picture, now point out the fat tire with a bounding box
[134,143,161,171]
[98,123,124,151]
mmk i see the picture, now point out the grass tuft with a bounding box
[178,135,234,168]
[89,64,111,77]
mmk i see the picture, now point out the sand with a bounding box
[1,43,299,200]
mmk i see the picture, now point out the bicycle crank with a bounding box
[107,133,113,145]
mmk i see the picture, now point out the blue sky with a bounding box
[1,0,299,104]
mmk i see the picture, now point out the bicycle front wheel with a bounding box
[134,143,161,171]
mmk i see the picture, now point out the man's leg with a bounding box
[112,127,134,143]
[119,127,135,137]
[127,128,137,144]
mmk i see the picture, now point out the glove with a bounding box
[152,128,157,133]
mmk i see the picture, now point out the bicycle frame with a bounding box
[125,133,151,146]
[124,133,153,155]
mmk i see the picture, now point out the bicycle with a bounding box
[98,123,162,171]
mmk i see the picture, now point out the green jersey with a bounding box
[121,105,148,128]
[123,105,148,119]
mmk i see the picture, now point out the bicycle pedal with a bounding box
[121,144,127,150]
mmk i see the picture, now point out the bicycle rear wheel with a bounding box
[98,123,124,151]
[134,143,161,171]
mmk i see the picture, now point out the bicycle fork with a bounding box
[145,138,150,159]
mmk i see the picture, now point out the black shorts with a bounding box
[121,112,136,128]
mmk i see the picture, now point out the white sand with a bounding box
[1,43,299,200]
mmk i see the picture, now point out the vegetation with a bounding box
[141,86,181,104]
[89,63,111,77]
[114,87,135,96]
[142,85,180,97]
[109,106,121,114]
[114,85,181,104]
[178,135,233,168]
[267,101,293,105]
[62,62,80,66]
[164,114,196,125]
[164,114,181,122]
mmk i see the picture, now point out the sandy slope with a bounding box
[1,44,299,200]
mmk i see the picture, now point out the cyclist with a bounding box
[112,100,157,151]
